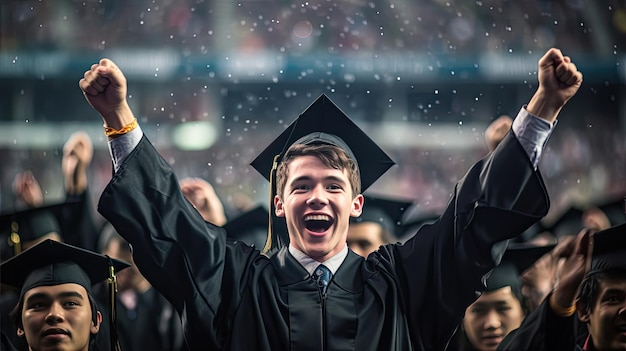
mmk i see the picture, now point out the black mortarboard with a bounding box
[250,94,395,252]
[223,206,288,250]
[484,242,556,301]
[250,94,395,190]
[1,239,130,351]
[350,195,413,238]
[588,223,626,275]
[0,201,82,259]
[1,239,129,298]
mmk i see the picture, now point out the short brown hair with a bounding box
[275,143,361,198]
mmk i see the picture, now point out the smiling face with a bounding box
[17,283,101,351]
[275,155,363,262]
[462,286,525,351]
[578,277,626,350]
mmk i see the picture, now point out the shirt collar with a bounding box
[288,244,348,276]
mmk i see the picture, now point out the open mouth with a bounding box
[304,214,333,233]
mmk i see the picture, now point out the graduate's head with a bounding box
[0,201,81,259]
[252,94,394,257]
[462,242,554,351]
[347,195,412,257]
[576,223,626,351]
[1,239,129,351]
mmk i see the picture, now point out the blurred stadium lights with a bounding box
[1,51,623,84]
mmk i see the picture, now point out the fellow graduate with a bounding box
[79,47,582,350]
[347,195,413,257]
[453,242,556,351]
[0,239,129,351]
[498,223,626,351]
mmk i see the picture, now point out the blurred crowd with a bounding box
[2,0,625,55]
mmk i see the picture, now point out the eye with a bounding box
[326,184,342,191]
[292,184,310,192]
[63,301,80,307]
[470,307,485,315]
[604,295,623,305]
[497,306,512,313]
[26,301,47,311]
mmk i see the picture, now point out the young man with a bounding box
[454,242,555,351]
[79,48,581,350]
[0,239,129,351]
[498,222,626,351]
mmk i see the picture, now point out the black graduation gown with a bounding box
[98,131,549,351]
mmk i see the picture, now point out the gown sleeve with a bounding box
[378,131,551,350]
[98,135,259,349]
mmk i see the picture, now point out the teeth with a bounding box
[304,214,331,221]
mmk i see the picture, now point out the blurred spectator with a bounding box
[93,223,186,351]
[179,177,227,226]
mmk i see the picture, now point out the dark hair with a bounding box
[577,268,626,313]
[276,143,361,198]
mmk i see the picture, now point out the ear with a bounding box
[274,195,285,218]
[350,194,364,218]
[576,299,590,323]
[91,311,103,334]
[16,327,24,337]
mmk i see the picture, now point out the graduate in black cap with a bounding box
[498,223,626,351]
[0,201,81,349]
[347,195,412,257]
[452,242,555,351]
[0,239,129,351]
[79,47,581,350]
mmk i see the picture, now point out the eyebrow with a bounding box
[25,291,85,304]
[602,288,626,296]
[290,175,348,185]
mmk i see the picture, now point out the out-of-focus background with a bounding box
[1,0,624,227]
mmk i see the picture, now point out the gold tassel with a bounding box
[107,257,123,351]
[262,154,280,254]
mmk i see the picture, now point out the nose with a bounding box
[306,185,328,206]
[45,303,65,325]
[484,310,501,330]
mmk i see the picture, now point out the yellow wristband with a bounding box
[104,119,138,137]
[549,296,576,317]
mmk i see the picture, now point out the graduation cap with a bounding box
[0,239,130,351]
[250,94,395,252]
[223,206,288,250]
[350,195,413,239]
[484,242,556,301]
[588,222,626,275]
[0,201,82,259]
